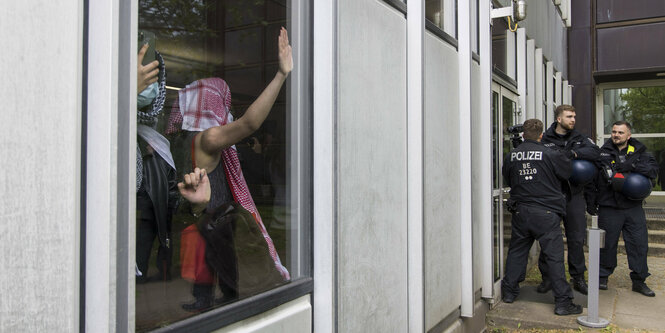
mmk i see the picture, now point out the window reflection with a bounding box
[136,1,295,331]
[426,0,457,36]
[603,86,665,135]
[601,85,665,192]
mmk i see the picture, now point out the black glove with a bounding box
[586,204,598,216]
[614,162,634,173]
[564,149,576,159]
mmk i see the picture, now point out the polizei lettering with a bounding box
[511,150,543,161]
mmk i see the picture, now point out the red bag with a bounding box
[180,224,213,284]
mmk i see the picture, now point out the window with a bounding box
[383,0,407,13]
[426,0,457,37]
[136,0,311,331]
[472,0,479,54]
[600,84,665,191]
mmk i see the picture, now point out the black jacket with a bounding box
[591,137,658,209]
[541,122,600,194]
[503,139,572,215]
[138,150,179,248]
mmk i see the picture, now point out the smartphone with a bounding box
[138,30,156,66]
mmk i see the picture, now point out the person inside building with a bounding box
[587,120,658,297]
[166,27,292,312]
[536,104,600,296]
[501,118,583,316]
[135,42,179,284]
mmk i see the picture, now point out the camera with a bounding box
[507,124,523,134]
[507,123,524,148]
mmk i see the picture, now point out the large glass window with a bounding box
[426,0,457,37]
[135,1,310,331]
[601,85,665,191]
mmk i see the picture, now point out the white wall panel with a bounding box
[337,1,408,331]
[214,296,312,333]
[0,1,82,332]
[521,0,568,75]
[471,61,484,292]
[526,39,536,120]
[423,32,461,330]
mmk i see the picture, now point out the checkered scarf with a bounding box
[166,78,289,280]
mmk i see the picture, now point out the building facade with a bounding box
[0,1,606,332]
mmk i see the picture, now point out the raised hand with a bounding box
[278,27,293,76]
[178,168,211,210]
[137,43,159,94]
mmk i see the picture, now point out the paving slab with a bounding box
[486,285,594,331]
[613,288,665,331]
[487,255,665,332]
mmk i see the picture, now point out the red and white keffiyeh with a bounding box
[167,78,290,280]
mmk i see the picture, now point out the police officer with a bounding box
[537,105,600,295]
[587,121,658,296]
[501,119,582,315]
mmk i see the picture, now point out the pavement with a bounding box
[486,254,665,332]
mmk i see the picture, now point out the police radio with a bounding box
[507,123,524,148]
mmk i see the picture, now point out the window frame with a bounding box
[425,0,458,48]
[129,0,315,331]
[595,80,665,196]
[383,0,407,14]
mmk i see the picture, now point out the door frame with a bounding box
[491,81,520,303]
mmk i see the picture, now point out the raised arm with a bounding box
[199,27,293,156]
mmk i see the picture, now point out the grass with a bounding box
[522,252,590,285]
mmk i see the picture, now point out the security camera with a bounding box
[513,0,527,22]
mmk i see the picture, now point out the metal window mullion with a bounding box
[313,0,337,331]
[458,0,474,318]
[85,0,120,331]
[407,0,424,330]
[480,0,493,300]
[116,0,137,331]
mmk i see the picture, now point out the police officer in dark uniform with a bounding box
[587,120,658,296]
[537,105,600,295]
[501,119,583,315]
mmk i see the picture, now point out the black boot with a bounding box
[181,296,214,312]
[554,302,583,316]
[632,281,656,297]
[599,277,608,290]
[571,277,588,295]
[536,279,552,293]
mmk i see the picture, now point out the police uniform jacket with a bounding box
[541,122,600,194]
[594,137,658,209]
[503,139,572,215]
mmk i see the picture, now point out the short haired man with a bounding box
[537,105,600,295]
[588,121,659,296]
[501,119,583,315]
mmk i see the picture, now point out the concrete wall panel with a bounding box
[0,1,81,332]
[337,1,408,331]
[214,296,312,333]
[522,0,568,75]
[423,31,461,330]
[471,61,483,291]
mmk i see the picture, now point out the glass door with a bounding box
[491,82,520,302]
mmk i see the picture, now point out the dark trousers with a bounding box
[502,205,574,306]
[598,206,650,282]
[538,191,587,280]
[192,221,239,303]
[136,205,172,279]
